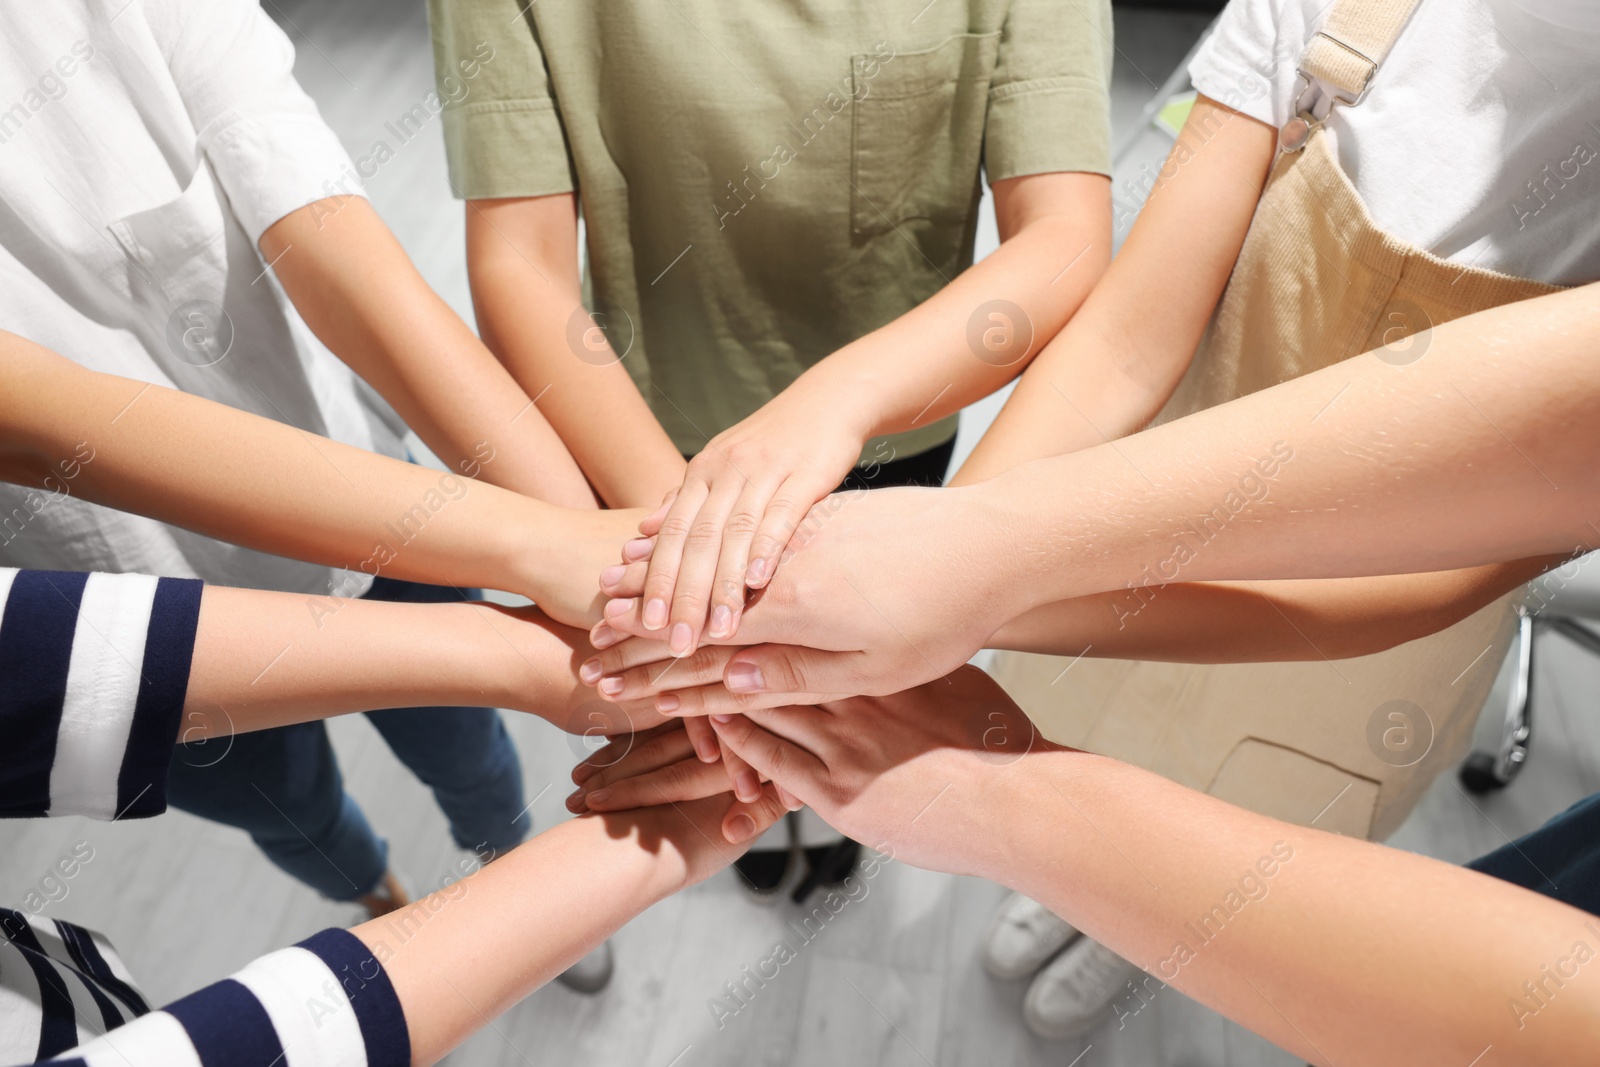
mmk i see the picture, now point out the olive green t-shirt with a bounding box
[429,0,1113,459]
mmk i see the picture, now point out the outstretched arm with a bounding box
[356,793,782,1066]
[988,280,1600,599]
[464,194,688,509]
[954,95,1275,483]
[572,558,1554,721]
[707,669,1600,1067]
[29,796,782,1067]
[596,279,1600,708]
[262,194,597,509]
[0,330,645,627]
[184,584,672,740]
[986,559,1557,661]
[1,566,676,821]
[6,564,766,1067]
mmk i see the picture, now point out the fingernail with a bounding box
[745,557,769,585]
[709,604,733,638]
[599,565,626,589]
[726,813,758,842]
[579,659,603,685]
[669,622,693,657]
[599,676,624,696]
[572,762,597,784]
[590,624,619,650]
[779,787,804,812]
[692,732,717,762]
[712,714,734,725]
[623,538,653,561]
[643,598,668,630]
[734,770,760,802]
[604,598,635,619]
[727,662,765,693]
[565,789,588,813]
[657,693,681,713]
[586,788,611,805]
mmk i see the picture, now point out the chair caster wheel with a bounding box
[1459,751,1509,794]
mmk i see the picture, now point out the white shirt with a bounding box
[1190,0,1600,286]
[0,1,400,594]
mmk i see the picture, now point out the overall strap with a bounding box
[1302,0,1424,104]
[1280,0,1424,152]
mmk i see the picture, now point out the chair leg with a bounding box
[1460,612,1535,793]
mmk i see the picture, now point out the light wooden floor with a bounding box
[6,4,1598,1065]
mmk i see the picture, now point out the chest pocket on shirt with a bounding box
[107,162,230,309]
[849,33,1000,236]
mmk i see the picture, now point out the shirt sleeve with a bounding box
[1187,0,1312,129]
[0,569,202,821]
[25,926,409,1067]
[983,0,1115,182]
[141,0,364,244]
[427,0,577,200]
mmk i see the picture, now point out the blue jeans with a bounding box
[1468,791,1600,917]
[166,577,530,900]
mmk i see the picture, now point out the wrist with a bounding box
[599,449,687,511]
[784,357,880,444]
[492,494,563,601]
[985,748,1094,895]
[947,478,1049,635]
[456,603,553,713]
[563,810,693,901]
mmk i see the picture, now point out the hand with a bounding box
[485,605,673,736]
[708,666,1062,879]
[572,634,769,800]
[628,387,871,658]
[597,484,1031,715]
[567,718,804,816]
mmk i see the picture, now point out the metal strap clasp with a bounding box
[1279,29,1380,154]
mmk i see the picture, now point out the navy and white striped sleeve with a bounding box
[0,569,203,821]
[0,911,410,1067]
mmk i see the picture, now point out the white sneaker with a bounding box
[1023,936,1145,1040]
[981,892,1079,980]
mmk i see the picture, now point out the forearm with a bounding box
[466,197,685,507]
[806,174,1110,440]
[261,197,596,508]
[989,560,1554,662]
[0,333,577,606]
[954,97,1275,484]
[999,750,1600,1064]
[183,586,634,737]
[950,318,1175,485]
[352,814,681,1066]
[976,282,1600,612]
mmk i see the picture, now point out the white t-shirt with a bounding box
[1189,0,1600,286]
[0,1,399,595]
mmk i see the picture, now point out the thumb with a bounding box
[723,644,871,700]
[638,489,677,537]
[718,782,788,851]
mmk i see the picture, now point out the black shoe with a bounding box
[555,940,614,994]
[791,838,863,904]
[733,847,794,904]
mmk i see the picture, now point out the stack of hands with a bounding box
[564,479,1042,874]
[568,664,1053,882]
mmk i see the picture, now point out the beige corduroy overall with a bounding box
[992,0,1560,841]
